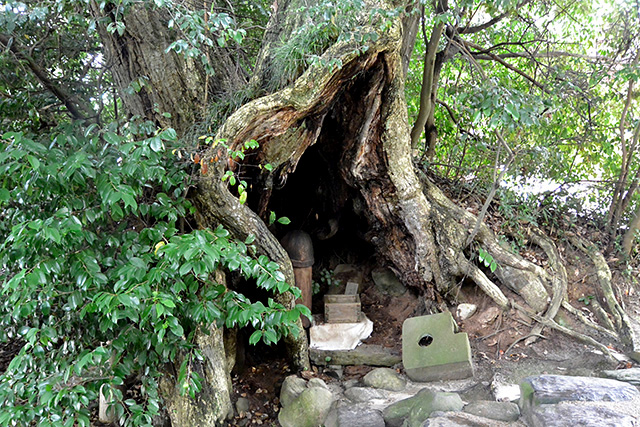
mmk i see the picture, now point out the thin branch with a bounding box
[0,33,93,120]
[464,132,515,248]
[473,50,609,62]
[458,0,532,34]
[461,38,546,90]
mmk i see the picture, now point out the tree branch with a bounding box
[410,4,446,149]
[460,38,545,90]
[0,33,93,121]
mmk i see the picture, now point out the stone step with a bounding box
[309,344,401,366]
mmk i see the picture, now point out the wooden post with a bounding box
[281,231,314,328]
[293,266,313,327]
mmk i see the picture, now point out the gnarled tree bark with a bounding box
[92,0,638,423]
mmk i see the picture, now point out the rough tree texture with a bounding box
[158,325,234,426]
[200,1,550,314]
[91,0,638,424]
[91,3,241,425]
[92,2,243,134]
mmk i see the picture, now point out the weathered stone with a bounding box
[363,367,407,391]
[525,403,637,427]
[475,306,501,326]
[344,387,387,402]
[383,389,464,427]
[463,400,520,422]
[308,377,329,390]
[324,405,385,427]
[519,374,640,409]
[310,344,401,366]
[371,268,407,296]
[456,303,477,321]
[602,368,640,386]
[235,397,250,415]
[402,313,473,382]
[423,410,517,426]
[280,375,308,408]
[343,379,359,389]
[278,386,334,427]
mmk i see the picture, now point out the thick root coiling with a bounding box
[420,176,636,358]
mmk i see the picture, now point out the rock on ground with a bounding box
[520,374,640,406]
[463,400,520,422]
[524,402,638,427]
[601,368,640,386]
[280,375,308,408]
[363,367,407,391]
[383,389,464,427]
[278,386,334,427]
[324,404,385,427]
[344,386,387,402]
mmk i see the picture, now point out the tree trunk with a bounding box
[92,0,637,423]
[196,1,551,316]
[91,1,243,135]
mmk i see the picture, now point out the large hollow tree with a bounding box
[7,0,636,424]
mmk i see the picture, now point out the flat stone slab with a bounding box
[463,400,520,422]
[602,368,640,386]
[525,403,638,427]
[519,374,640,406]
[324,405,385,427]
[424,411,524,426]
[402,312,473,382]
[310,344,401,366]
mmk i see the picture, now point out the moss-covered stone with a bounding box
[402,312,473,382]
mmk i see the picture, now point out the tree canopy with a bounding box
[0,0,639,425]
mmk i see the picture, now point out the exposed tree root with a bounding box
[512,302,617,362]
[561,301,619,341]
[567,233,635,347]
[457,256,510,309]
[525,227,567,345]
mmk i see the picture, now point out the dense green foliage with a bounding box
[0,122,308,425]
[407,0,640,232]
[1,0,640,424]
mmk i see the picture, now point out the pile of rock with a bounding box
[277,368,640,427]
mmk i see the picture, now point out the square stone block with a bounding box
[402,312,473,382]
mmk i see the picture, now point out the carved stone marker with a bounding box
[402,312,473,382]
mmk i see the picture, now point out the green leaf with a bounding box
[161,299,176,308]
[505,103,520,120]
[248,330,262,345]
[27,155,40,170]
[263,329,277,345]
[276,216,291,225]
[0,188,9,202]
[150,137,163,152]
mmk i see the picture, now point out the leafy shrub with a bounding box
[0,122,308,426]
